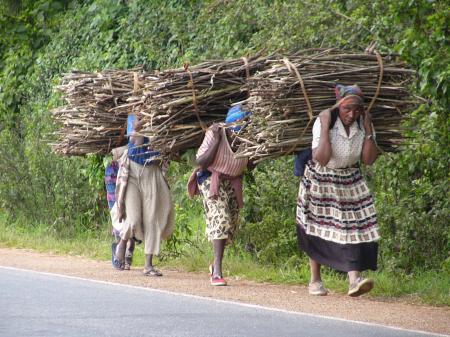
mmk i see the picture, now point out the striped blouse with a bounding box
[105,161,119,210]
[197,124,248,177]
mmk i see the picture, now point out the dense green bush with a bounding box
[0,0,448,272]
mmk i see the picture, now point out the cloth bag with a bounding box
[110,202,127,232]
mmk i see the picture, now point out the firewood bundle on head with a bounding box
[51,49,420,160]
[136,54,269,154]
[234,48,420,162]
[51,68,156,156]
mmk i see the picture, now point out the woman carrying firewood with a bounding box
[296,84,380,297]
[188,105,252,286]
[114,115,175,276]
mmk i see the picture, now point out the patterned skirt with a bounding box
[296,162,380,272]
[199,176,240,242]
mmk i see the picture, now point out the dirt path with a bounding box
[1,248,448,335]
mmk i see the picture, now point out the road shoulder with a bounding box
[0,248,448,335]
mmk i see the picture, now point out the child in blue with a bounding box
[105,146,135,270]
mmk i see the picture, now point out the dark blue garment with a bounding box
[128,137,160,165]
[196,169,211,185]
[105,162,119,210]
[294,149,313,177]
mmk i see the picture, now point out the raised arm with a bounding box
[312,109,332,166]
[196,125,221,169]
[360,110,379,165]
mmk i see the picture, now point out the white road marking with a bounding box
[1,265,447,337]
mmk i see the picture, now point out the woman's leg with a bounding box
[211,181,238,280]
[126,238,135,255]
[198,177,233,284]
[310,258,322,282]
[143,254,163,276]
[308,258,327,295]
[115,238,128,263]
[144,254,153,270]
[123,239,135,270]
[348,270,360,285]
[212,239,226,278]
[141,166,169,261]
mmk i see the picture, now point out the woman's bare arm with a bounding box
[360,110,379,165]
[312,109,332,166]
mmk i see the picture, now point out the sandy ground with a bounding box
[0,248,448,335]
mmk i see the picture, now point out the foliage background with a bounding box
[0,0,448,281]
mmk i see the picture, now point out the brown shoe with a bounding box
[348,277,374,297]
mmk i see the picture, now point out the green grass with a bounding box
[0,218,448,307]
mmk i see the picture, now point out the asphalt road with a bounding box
[0,267,442,337]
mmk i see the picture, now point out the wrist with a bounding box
[363,117,372,127]
[321,122,330,131]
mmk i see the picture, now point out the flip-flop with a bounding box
[111,242,124,270]
[143,267,163,277]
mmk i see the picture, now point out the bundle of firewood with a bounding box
[137,54,269,153]
[233,49,419,162]
[51,49,420,160]
[51,68,156,155]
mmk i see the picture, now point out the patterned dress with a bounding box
[105,161,120,240]
[196,125,248,242]
[296,117,380,272]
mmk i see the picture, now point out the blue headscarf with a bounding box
[225,105,251,132]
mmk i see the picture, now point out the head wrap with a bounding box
[335,84,363,100]
[335,84,364,106]
[225,105,251,132]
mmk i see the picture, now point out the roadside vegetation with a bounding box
[0,0,448,306]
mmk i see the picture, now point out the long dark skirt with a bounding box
[296,162,379,272]
[296,224,378,272]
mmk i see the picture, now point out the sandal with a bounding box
[143,267,163,277]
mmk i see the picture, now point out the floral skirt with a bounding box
[199,176,239,242]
